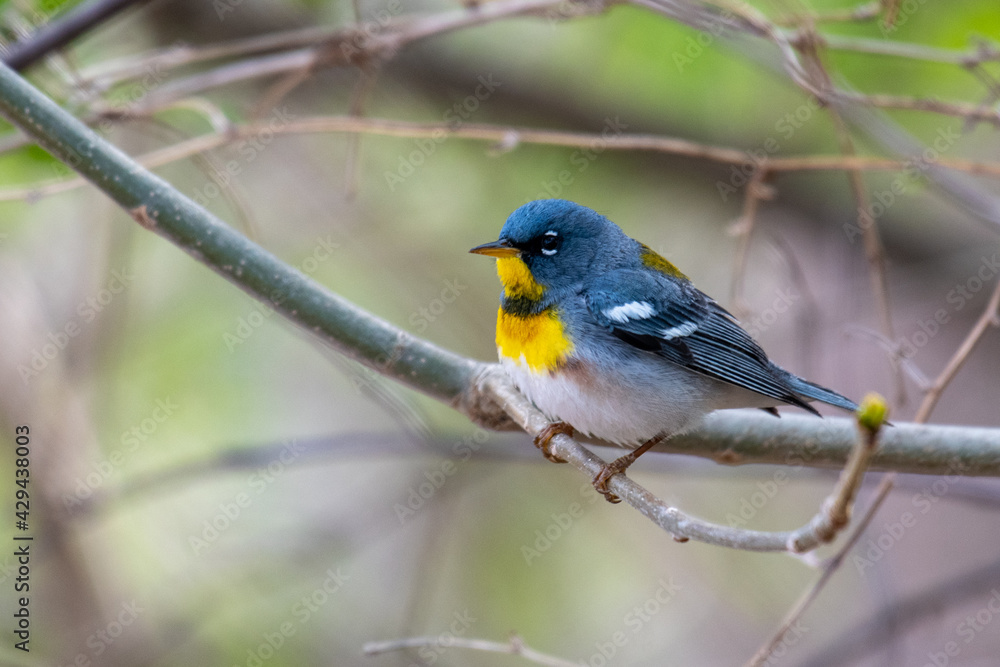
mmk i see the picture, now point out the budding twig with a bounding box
[915,278,1000,423]
[745,474,895,667]
[363,633,579,667]
[482,368,888,552]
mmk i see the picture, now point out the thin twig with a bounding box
[74,0,997,91]
[44,0,998,133]
[79,27,334,89]
[247,62,316,123]
[785,397,888,551]
[804,554,1000,667]
[882,0,901,28]
[728,167,773,316]
[691,0,1000,131]
[482,368,881,552]
[1,0,154,71]
[3,45,1000,568]
[364,633,579,667]
[813,33,1000,66]
[745,474,895,667]
[344,65,382,201]
[84,119,1000,179]
[833,89,1000,128]
[5,115,1000,203]
[773,2,881,27]
[914,278,1000,423]
[796,33,903,405]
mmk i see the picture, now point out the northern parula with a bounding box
[471,199,857,502]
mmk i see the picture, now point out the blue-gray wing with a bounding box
[584,269,817,413]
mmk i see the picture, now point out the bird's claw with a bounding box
[533,422,573,463]
[592,461,626,504]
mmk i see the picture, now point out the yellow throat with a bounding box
[495,257,573,372]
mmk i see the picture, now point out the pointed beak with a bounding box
[469,238,519,258]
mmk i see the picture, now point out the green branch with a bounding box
[1,60,999,483]
[661,411,1000,476]
[0,61,478,409]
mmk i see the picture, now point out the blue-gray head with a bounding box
[470,199,631,290]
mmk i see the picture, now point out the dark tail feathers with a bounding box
[783,372,859,413]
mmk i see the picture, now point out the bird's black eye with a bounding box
[539,231,560,256]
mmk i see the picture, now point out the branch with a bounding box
[0,60,491,421]
[43,0,999,135]
[746,474,895,667]
[915,277,1000,423]
[655,410,1000,476]
[483,371,886,551]
[1,60,999,554]
[6,115,1000,203]
[364,633,579,667]
[797,37,903,402]
[816,33,1000,67]
[81,0,606,101]
[728,167,772,315]
[804,554,1000,667]
[1,0,153,71]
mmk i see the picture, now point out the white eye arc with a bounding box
[541,230,559,255]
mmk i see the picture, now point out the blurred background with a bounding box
[1,0,1000,664]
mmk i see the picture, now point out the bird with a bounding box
[470,199,858,503]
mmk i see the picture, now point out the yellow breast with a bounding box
[496,307,574,372]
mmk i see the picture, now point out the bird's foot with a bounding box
[592,435,665,504]
[533,422,573,463]
[592,454,636,504]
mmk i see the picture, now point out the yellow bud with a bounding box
[856,393,889,432]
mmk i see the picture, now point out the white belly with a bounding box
[501,353,780,446]
[502,358,696,446]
